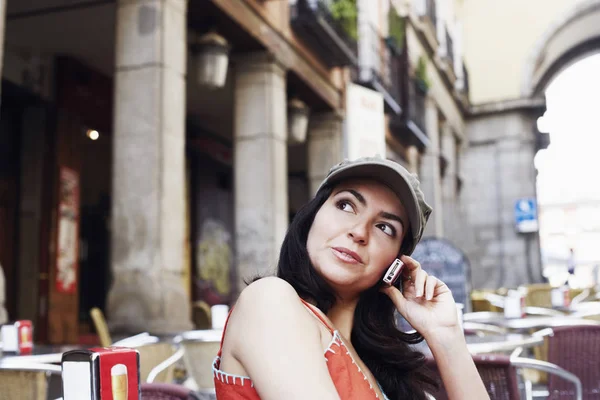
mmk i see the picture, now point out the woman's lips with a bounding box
[331,247,363,264]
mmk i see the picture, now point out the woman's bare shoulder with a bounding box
[225,277,320,341]
[234,277,310,319]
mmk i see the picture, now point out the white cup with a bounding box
[211,305,230,330]
[456,303,464,330]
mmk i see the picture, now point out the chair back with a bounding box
[522,283,553,308]
[89,307,112,347]
[140,383,201,400]
[180,340,221,390]
[0,363,61,400]
[136,342,179,384]
[546,325,600,399]
[425,354,520,400]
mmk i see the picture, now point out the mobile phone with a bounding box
[382,258,404,286]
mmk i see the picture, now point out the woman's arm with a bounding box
[222,277,340,400]
[424,327,489,400]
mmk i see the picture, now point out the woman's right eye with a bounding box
[336,200,354,213]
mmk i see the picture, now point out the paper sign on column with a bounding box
[345,83,386,161]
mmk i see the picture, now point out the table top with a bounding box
[463,311,600,330]
[411,332,543,356]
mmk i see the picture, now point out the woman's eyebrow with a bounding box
[335,189,366,205]
[381,212,405,230]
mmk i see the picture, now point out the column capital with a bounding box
[308,111,344,137]
[117,0,188,11]
[233,52,286,77]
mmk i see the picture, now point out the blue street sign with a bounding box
[515,198,538,233]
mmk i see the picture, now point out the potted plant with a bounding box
[386,8,405,55]
[415,55,430,94]
[329,0,358,40]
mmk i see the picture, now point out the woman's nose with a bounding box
[348,222,368,244]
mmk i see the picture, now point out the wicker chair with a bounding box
[0,362,62,400]
[426,353,582,400]
[522,284,553,308]
[546,325,600,399]
[426,355,520,400]
[136,342,180,384]
[141,383,202,400]
[89,307,112,347]
[174,330,222,390]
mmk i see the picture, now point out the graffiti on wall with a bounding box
[195,219,233,305]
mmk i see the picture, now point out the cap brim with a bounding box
[319,161,421,254]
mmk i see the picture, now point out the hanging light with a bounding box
[86,129,100,141]
[287,98,310,144]
[191,31,230,89]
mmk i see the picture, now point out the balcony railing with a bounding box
[290,0,358,67]
[388,29,429,151]
[426,0,437,32]
[357,23,401,113]
[407,78,427,137]
[462,63,470,98]
[445,27,455,72]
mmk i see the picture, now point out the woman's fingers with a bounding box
[414,268,428,298]
[400,255,421,282]
[425,275,437,300]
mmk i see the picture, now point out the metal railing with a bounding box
[462,63,470,96]
[359,22,402,107]
[408,79,427,134]
[445,27,454,71]
[303,0,358,49]
[425,0,437,32]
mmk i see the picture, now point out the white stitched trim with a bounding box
[212,329,386,400]
[212,356,252,386]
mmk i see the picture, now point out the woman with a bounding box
[213,157,489,400]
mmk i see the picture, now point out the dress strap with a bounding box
[216,306,235,357]
[299,299,335,334]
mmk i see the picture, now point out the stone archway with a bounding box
[521,0,600,97]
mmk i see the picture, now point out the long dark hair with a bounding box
[277,184,437,399]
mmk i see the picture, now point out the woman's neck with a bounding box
[327,297,359,339]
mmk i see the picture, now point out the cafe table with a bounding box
[411,332,544,357]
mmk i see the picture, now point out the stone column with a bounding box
[307,112,343,196]
[234,53,288,291]
[107,0,192,333]
[17,107,47,323]
[440,124,458,239]
[420,99,444,237]
[406,145,420,175]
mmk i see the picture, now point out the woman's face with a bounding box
[306,179,408,297]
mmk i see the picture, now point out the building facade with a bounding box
[0,0,469,342]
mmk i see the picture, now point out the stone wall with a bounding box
[459,110,543,289]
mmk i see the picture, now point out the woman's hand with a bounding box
[380,255,459,340]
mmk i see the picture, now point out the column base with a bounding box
[107,270,192,334]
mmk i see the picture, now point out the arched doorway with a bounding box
[521,1,600,288]
[522,0,600,97]
[535,54,600,288]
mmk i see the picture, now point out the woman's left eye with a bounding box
[377,224,395,236]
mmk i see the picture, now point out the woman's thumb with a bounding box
[380,285,407,314]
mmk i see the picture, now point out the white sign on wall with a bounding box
[345,83,386,160]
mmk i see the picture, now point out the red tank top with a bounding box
[212,299,389,399]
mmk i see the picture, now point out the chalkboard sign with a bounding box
[396,238,472,332]
[411,237,472,311]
